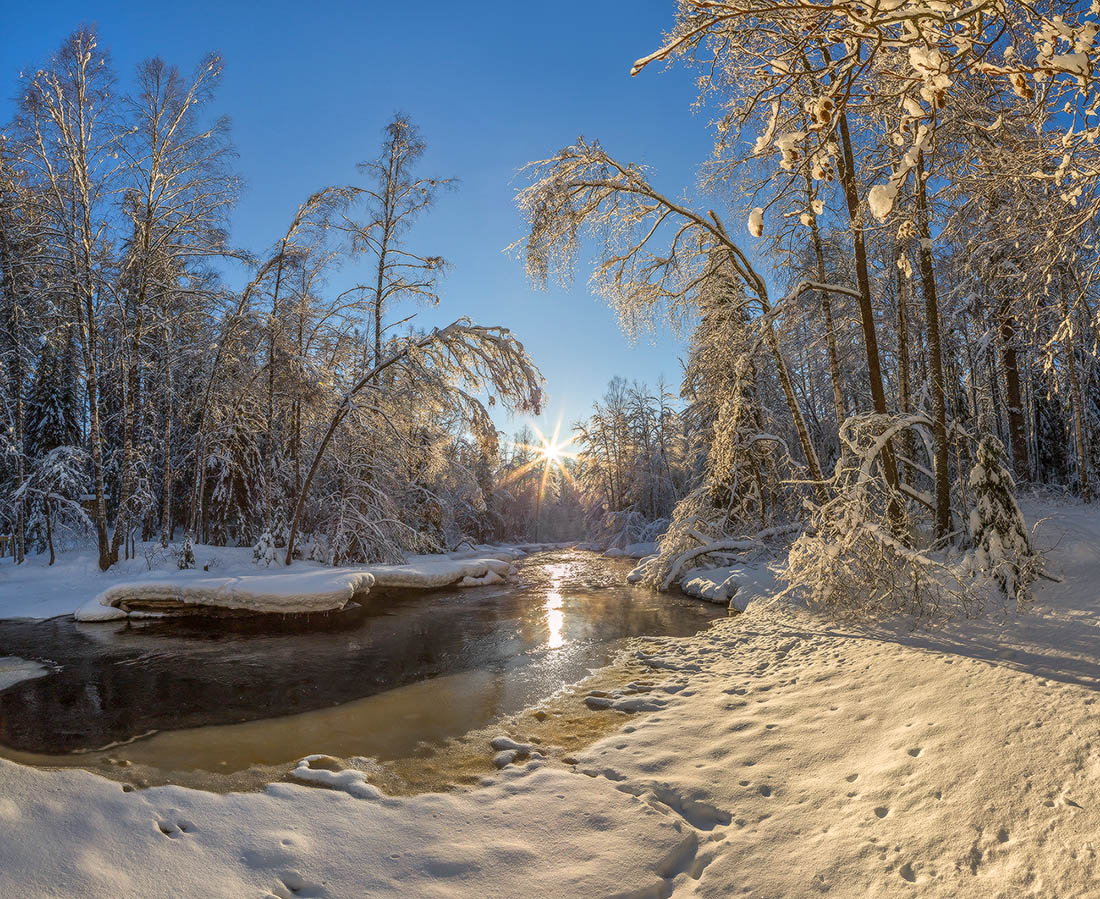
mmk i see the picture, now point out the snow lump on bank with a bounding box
[73,549,522,621]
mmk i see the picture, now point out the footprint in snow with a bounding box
[270,870,328,898]
[156,819,195,838]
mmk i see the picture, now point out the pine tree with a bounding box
[176,535,196,570]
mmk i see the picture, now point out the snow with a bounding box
[680,563,778,611]
[369,554,515,591]
[0,757,693,899]
[4,499,1100,896]
[0,542,527,622]
[868,181,899,219]
[74,568,378,621]
[747,206,764,237]
[603,541,657,559]
[0,656,49,691]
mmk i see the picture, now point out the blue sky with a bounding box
[1,0,717,437]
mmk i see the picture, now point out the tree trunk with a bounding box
[45,496,55,566]
[806,173,846,429]
[896,253,914,482]
[1061,290,1091,502]
[0,215,26,563]
[997,295,1029,481]
[914,151,951,540]
[836,112,901,496]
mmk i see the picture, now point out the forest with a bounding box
[526,1,1100,618]
[4,4,1100,619]
[0,30,549,572]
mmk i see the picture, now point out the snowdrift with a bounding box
[679,564,778,612]
[626,555,777,613]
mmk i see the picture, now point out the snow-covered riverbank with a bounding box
[1,499,1098,896]
[0,542,559,621]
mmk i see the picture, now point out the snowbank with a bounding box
[604,541,658,559]
[369,554,515,590]
[680,563,778,612]
[73,552,521,621]
[625,555,776,613]
[0,541,530,622]
[74,568,378,621]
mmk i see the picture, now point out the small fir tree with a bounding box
[966,434,1038,604]
[252,529,278,567]
[177,535,197,570]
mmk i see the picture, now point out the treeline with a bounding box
[519,2,1100,616]
[0,29,540,569]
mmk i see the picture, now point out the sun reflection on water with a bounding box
[545,592,565,649]
[544,561,570,650]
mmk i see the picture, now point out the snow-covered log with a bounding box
[659,524,800,592]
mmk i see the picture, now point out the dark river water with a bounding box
[0,551,724,777]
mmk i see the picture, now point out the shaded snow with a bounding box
[0,656,49,691]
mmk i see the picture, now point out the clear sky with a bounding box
[0,0,717,438]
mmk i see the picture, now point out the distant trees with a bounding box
[572,377,685,543]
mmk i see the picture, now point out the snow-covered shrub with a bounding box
[587,509,666,553]
[177,536,197,570]
[964,434,1038,605]
[252,530,278,567]
[296,534,330,564]
[143,542,171,571]
[780,413,971,621]
[271,509,290,548]
[14,446,92,564]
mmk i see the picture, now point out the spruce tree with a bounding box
[967,434,1037,603]
[25,334,81,458]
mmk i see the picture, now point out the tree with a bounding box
[966,433,1037,604]
[349,114,454,372]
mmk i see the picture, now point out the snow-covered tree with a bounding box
[965,433,1038,604]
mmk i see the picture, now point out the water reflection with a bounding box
[0,550,726,769]
[545,593,565,649]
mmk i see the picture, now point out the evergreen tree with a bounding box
[966,434,1037,604]
[25,334,81,458]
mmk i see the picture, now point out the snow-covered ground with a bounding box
[2,499,1100,896]
[0,542,529,621]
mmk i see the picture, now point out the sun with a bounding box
[530,420,576,472]
[502,417,578,494]
[541,442,563,466]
